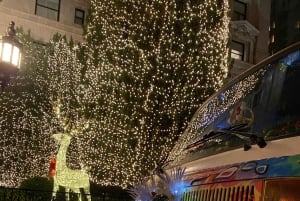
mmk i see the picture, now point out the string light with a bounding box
[83,0,230,186]
[0,0,230,188]
[168,69,267,166]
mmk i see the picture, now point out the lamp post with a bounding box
[0,21,22,91]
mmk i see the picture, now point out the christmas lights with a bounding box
[0,0,230,188]
[168,69,267,166]
[84,0,230,186]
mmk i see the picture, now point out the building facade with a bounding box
[269,0,300,54]
[0,0,90,43]
[0,0,271,78]
[230,0,271,78]
[3,0,297,80]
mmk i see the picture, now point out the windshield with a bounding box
[168,42,300,166]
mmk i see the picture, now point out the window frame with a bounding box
[233,0,247,21]
[231,40,245,61]
[74,8,85,26]
[35,0,61,21]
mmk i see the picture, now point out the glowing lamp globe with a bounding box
[0,21,22,74]
[0,21,22,90]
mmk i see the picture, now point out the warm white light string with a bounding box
[0,0,230,188]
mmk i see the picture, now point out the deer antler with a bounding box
[69,119,90,136]
[52,97,70,132]
[52,97,90,136]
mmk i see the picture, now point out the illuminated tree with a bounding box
[0,0,230,188]
[84,0,230,186]
[0,33,91,187]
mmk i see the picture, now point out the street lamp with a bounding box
[0,21,22,91]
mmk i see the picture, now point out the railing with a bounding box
[0,186,133,201]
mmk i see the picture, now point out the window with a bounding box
[264,179,300,200]
[74,8,85,25]
[231,40,245,60]
[232,0,247,20]
[35,0,60,21]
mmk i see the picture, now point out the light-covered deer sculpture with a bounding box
[51,98,91,201]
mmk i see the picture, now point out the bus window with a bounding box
[263,179,300,201]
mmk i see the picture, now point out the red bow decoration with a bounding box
[48,156,56,177]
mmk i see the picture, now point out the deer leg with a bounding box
[72,188,81,201]
[83,187,91,201]
[65,187,70,201]
[86,193,91,201]
[52,179,58,199]
[78,189,82,201]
